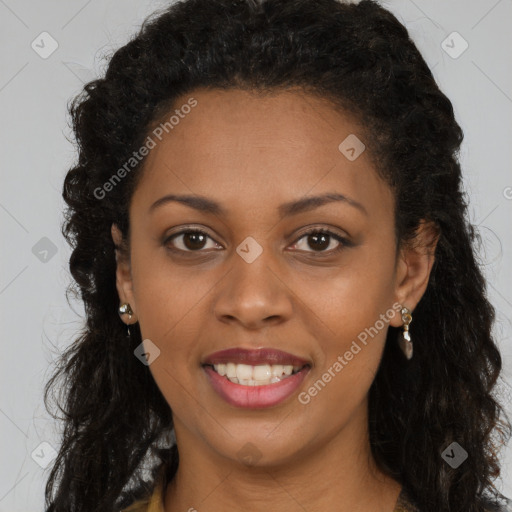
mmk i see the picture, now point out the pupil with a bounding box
[184,232,206,250]
[309,233,329,251]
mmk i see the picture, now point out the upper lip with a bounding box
[202,348,310,367]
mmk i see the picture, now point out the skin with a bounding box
[112,87,437,511]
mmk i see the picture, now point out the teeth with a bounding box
[236,364,253,381]
[226,363,236,378]
[253,364,271,380]
[271,364,283,377]
[212,362,303,385]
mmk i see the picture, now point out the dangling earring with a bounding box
[399,306,413,360]
[118,302,134,337]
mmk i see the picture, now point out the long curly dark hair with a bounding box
[44,0,511,510]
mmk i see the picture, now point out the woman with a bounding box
[44,0,512,511]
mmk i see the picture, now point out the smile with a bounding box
[202,347,311,408]
[209,362,304,386]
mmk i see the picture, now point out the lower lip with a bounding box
[203,365,310,409]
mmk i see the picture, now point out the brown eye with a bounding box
[291,229,348,254]
[165,229,221,252]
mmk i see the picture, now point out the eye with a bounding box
[290,228,348,254]
[164,228,221,252]
[164,226,350,255]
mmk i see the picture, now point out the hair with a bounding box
[44,0,512,511]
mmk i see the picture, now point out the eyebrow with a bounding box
[149,192,368,218]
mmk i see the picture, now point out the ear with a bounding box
[111,223,138,324]
[389,220,439,328]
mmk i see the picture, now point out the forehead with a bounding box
[131,87,393,220]
[146,87,359,160]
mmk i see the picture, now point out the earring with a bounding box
[399,307,413,360]
[118,303,134,337]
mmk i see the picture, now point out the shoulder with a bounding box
[121,498,151,512]
[121,463,167,512]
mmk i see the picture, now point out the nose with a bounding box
[213,251,294,330]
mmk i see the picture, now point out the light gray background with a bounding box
[1,0,511,510]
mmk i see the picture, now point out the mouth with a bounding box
[203,362,307,386]
[201,348,311,408]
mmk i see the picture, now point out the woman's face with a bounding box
[113,87,430,468]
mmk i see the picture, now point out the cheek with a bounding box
[303,247,396,341]
[130,246,213,344]
[146,355,207,439]
[302,297,391,418]
[133,274,206,419]
[129,251,211,413]
[301,246,396,400]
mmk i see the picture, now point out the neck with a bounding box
[164,403,402,512]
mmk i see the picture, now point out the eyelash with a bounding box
[164,226,350,256]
